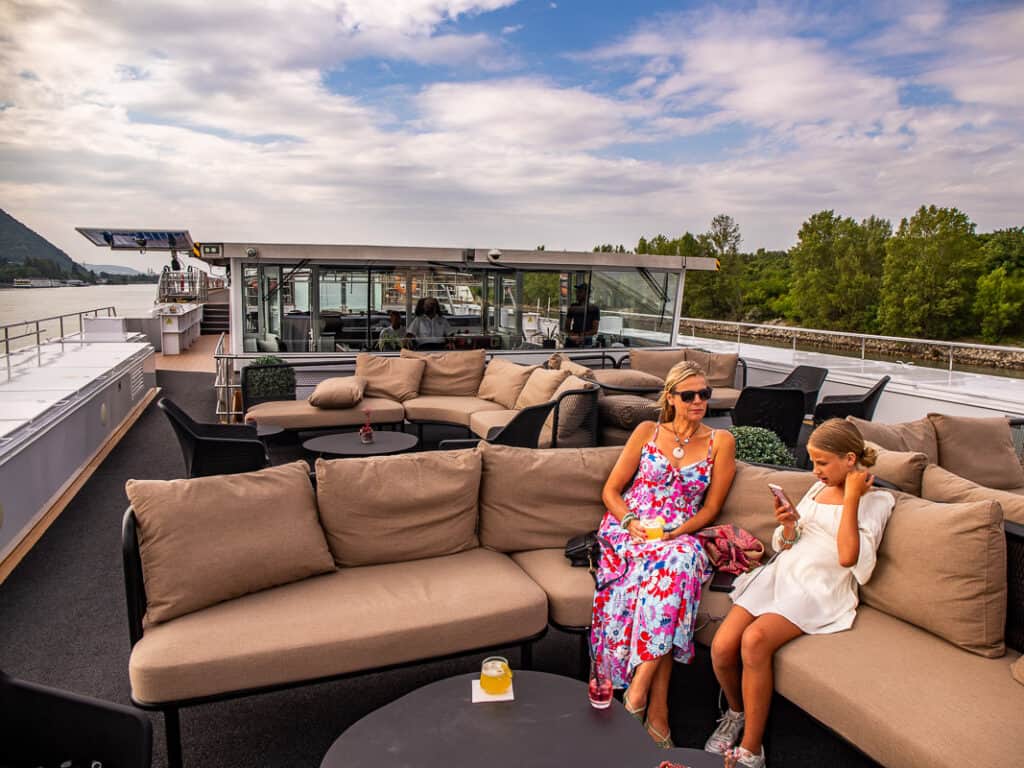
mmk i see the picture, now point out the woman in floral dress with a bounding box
[591,361,736,748]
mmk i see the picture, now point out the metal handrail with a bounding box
[1,306,119,358]
[158,270,210,303]
[213,332,242,422]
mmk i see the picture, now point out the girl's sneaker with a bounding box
[705,708,745,754]
[732,746,766,768]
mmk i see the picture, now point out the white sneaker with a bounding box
[733,746,766,768]
[705,708,745,754]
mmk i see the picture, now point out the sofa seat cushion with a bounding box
[598,394,660,431]
[245,397,403,429]
[510,549,596,628]
[401,349,487,396]
[847,416,938,464]
[707,386,740,412]
[775,606,1024,768]
[403,396,505,427]
[921,464,1024,525]
[694,581,735,648]
[928,413,1024,490]
[470,409,518,439]
[129,548,549,704]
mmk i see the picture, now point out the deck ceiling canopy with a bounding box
[76,228,195,252]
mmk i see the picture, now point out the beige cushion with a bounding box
[547,354,595,379]
[598,395,660,430]
[245,397,403,429]
[470,409,518,440]
[1013,656,1024,687]
[775,607,1024,768]
[403,396,505,427]
[717,463,819,551]
[515,367,571,409]
[847,416,938,464]
[677,349,736,386]
[629,348,686,379]
[928,413,1024,490]
[599,424,634,446]
[355,354,425,402]
[707,386,740,412]
[510,549,596,628]
[125,461,334,626]
[694,581,736,648]
[401,349,486,396]
[921,463,1024,525]
[479,444,622,551]
[859,494,1006,657]
[308,375,365,409]
[540,375,595,444]
[866,441,929,496]
[129,549,548,703]
[590,368,664,399]
[477,358,538,409]
[315,450,481,567]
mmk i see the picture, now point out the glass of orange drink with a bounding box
[480,656,513,695]
[645,516,665,540]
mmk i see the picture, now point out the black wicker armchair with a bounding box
[764,365,829,415]
[731,386,806,451]
[812,375,891,425]
[438,400,558,450]
[157,397,269,478]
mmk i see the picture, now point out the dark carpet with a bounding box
[0,371,876,768]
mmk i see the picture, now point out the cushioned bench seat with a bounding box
[403,395,506,427]
[470,409,518,440]
[129,548,548,704]
[707,386,740,412]
[775,606,1024,768]
[244,397,404,429]
[511,549,596,628]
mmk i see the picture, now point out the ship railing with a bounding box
[1,306,119,381]
[213,332,242,422]
[158,270,209,303]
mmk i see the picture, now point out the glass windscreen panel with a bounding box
[319,268,372,352]
[588,270,679,347]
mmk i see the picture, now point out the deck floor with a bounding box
[154,333,226,373]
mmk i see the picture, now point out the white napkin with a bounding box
[471,679,515,703]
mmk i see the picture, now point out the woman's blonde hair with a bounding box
[807,418,878,467]
[658,361,707,422]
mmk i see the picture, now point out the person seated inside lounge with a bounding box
[378,310,406,351]
[406,297,452,350]
[565,282,600,348]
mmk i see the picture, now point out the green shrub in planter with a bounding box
[728,425,796,467]
[246,355,296,401]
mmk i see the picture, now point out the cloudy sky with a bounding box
[1,0,1022,270]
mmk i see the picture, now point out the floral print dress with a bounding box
[590,425,715,688]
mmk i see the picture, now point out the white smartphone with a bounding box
[767,483,795,511]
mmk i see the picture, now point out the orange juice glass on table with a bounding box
[480,656,513,695]
[645,516,666,540]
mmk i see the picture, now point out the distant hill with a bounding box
[81,263,143,276]
[0,208,77,271]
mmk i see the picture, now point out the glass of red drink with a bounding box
[588,655,613,709]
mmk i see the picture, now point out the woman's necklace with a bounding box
[667,423,701,460]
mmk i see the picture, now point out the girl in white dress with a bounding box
[704,419,895,768]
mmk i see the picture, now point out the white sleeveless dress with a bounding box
[731,482,895,634]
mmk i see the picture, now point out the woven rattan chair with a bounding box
[158,397,269,478]
[812,375,891,425]
[438,400,558,450]
[765,365,828,415]
[731,386,806,451]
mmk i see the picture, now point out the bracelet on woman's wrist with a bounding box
[780,526,801,546]
[621,512,638,529]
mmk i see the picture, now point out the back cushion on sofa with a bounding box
[704,352,739,388]
[927,413,1024,490]
[355,354,425,402]
[921,464,1024,526]
[590,368,664,400]
[859,495,1006,657]
[308,375,365,409]
[866,441,929,496]
[719,463,819,549]
[629,349,686,380]
[847,416,938,464]
[316,450,481,567]
[126,461,334,625]
[547,353,596,380]
[539,376,596,447]
[515,367,571,410]
[400,349,486,396]
[477,358,538,409]
[479,443,621,551]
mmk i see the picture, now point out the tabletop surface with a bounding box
[321,670,723,768]
[303,430,419,457]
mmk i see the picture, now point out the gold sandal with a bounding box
[623,686,647,722]
[646,722,675,749]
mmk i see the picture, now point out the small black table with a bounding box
[303,430,419,458]
[254,423,284,439]
[321,671,722,768]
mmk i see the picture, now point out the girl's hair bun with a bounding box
[859,443,878,468]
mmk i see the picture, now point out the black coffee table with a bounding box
[321,671,722,768]
[303,430,419,458]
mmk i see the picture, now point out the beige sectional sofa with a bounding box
[122,444,1023,768]
[242,349,599,448]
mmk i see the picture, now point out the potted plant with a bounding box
[245,355,296,403]
[728,426,797,467]
[540,323,561,349]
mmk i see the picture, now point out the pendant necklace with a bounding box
[669,424,700,460]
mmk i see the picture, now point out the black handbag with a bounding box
[565,530,600,569]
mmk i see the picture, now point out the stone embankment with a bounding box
[679,319,1024,372]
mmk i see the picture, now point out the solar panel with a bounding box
[76,228,194,251]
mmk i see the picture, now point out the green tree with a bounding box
[973,228,1024,342]
[878,206,981,339]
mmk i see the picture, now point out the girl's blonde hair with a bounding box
[658,361,707,422]
[807,418,878,467]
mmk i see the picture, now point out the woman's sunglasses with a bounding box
[671,387,713,403]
